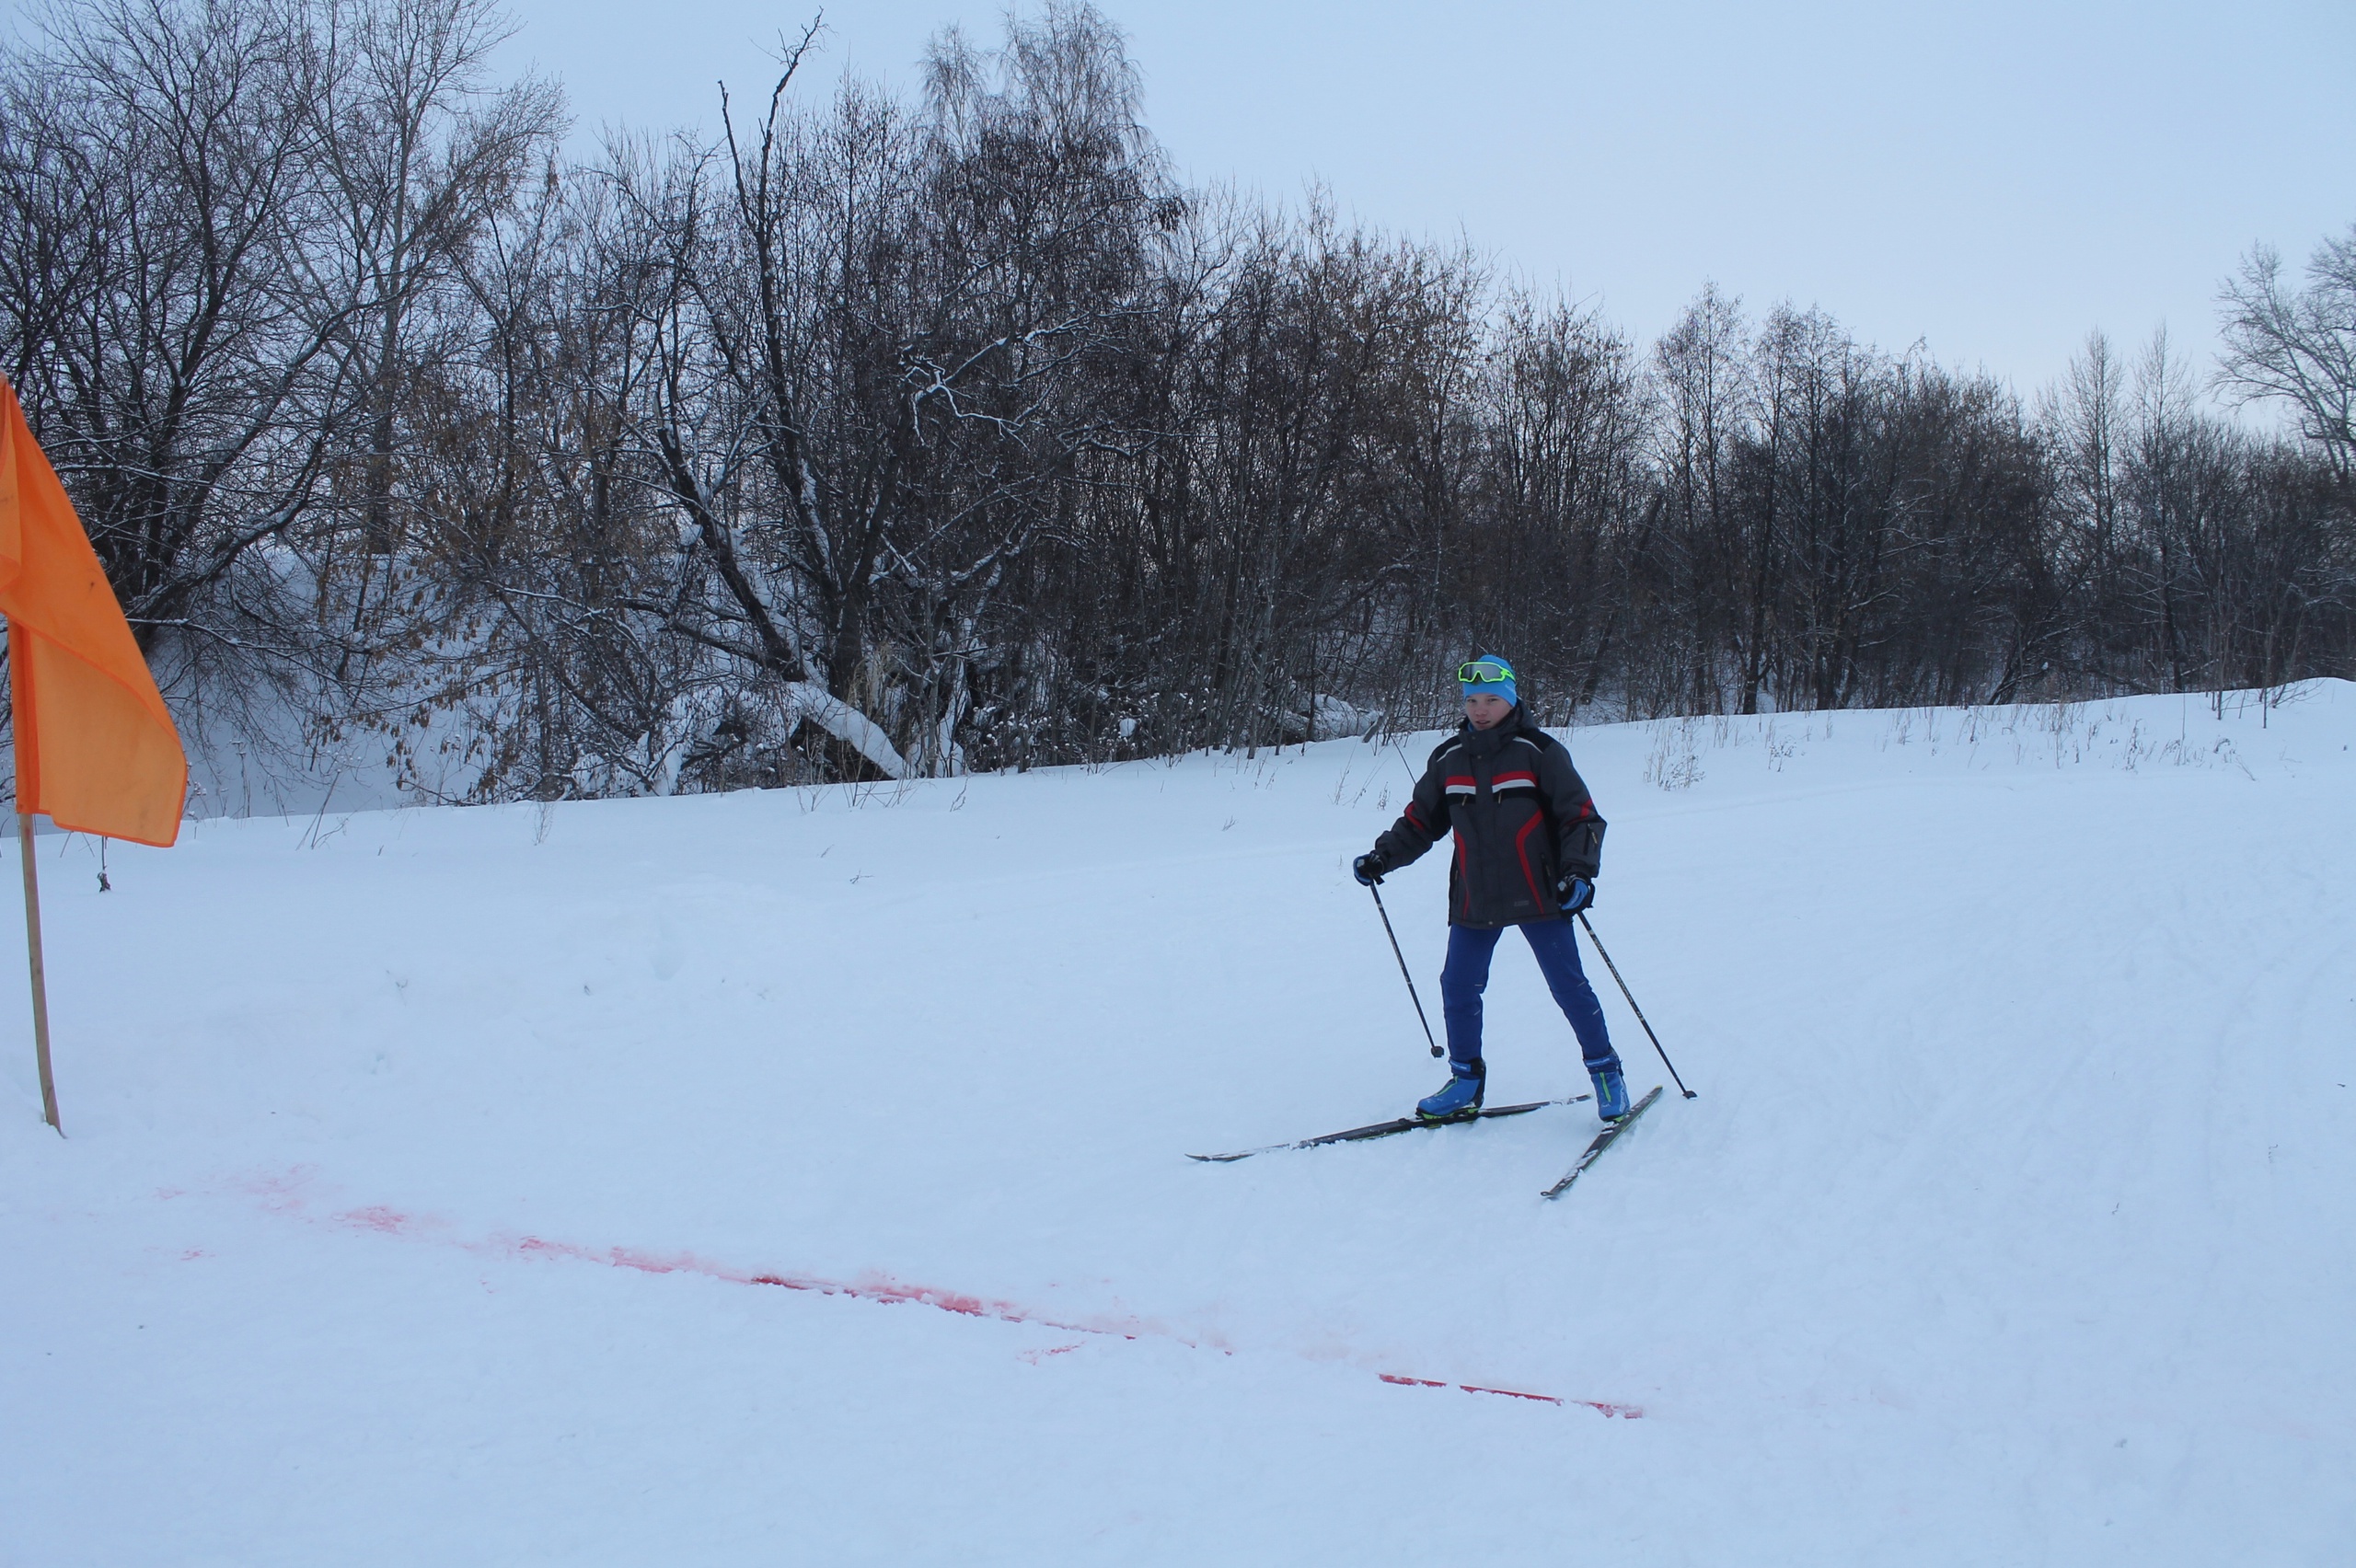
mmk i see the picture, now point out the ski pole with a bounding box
[1367,881,1444,1058]
[1576,912,1697,1099]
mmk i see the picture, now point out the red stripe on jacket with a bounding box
[1513,812,1548,910]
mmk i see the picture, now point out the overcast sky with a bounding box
[492,0,2356,398]
[23,0,2350,398]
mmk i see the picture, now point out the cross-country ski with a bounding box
[1541,1087,1666,1198]
[1188,1096,1590,1162]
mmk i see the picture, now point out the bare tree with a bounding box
[1647,283,1749,713]
[0,0,349,659]
[314,0,560,575]
[2218,225,2356,482]
[0,0,559,792]
[7,0,2349,807]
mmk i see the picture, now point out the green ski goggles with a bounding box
[1456,659,1517,685]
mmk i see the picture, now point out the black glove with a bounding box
[1555,874,1595,915]
[1353,852,1387,886]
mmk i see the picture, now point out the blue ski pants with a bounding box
[1440,918,1620,1076]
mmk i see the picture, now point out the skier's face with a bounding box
[1463,692,1512,730]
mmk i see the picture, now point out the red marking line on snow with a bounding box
[218,1170,1198,1346]
[340,1205,411,1234]
[215,1166,1634,1419]
[1382,1371,1643,1419]
[479,1228,1186,1344]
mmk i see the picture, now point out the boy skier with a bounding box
[1352,655,1630,1123]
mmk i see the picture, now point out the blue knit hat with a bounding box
[1458,653,1519,708]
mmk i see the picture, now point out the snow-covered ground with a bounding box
[5,686,2352,1565]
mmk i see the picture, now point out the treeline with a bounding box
[4,0,2351,800]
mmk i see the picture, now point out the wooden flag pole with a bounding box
[17,811,59,1134]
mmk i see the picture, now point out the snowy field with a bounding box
[5,685,2353,1565]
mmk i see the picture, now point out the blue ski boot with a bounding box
[1416,1060,1485,1122]
[1589,1062,1631,1121]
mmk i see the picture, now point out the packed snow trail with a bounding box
[4,686,2353,1564]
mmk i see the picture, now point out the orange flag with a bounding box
[0,374,188,847]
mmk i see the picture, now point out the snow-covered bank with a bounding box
[5,686,2353,1564]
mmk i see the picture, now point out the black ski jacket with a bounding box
[1366,708,1605,928]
